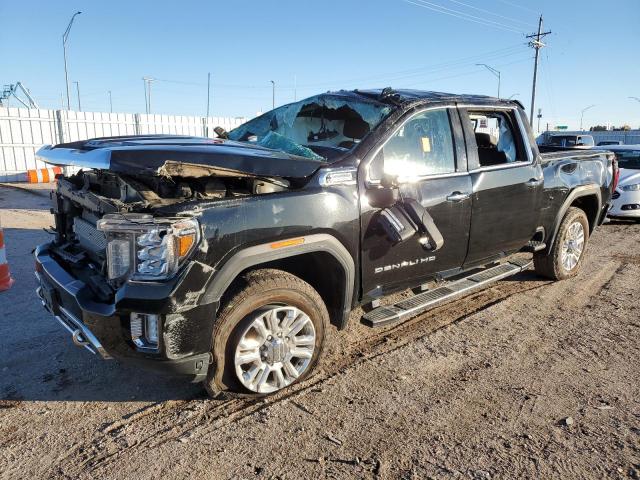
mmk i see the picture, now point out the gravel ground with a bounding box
[1,183,639,480]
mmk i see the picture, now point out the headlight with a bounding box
[97,214,199,282]
[621,183,640,192]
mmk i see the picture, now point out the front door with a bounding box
[360,107,472,298]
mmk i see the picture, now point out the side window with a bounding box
[468,110,526,167]
[373,109,456,180]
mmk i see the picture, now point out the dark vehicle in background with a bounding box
[34,89,617,397]
[594,145,640,221]
[544,134,595,148]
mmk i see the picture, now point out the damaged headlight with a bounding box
[97,214,200,282]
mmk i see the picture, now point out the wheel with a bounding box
[205,269,328,397]
[534,207,589,280]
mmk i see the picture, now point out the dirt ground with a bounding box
[1,183,639,480]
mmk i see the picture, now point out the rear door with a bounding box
[459,107,544,266]
[359,106,473,297]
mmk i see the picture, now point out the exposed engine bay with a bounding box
[62,168,292,213]
[47,168,293,299]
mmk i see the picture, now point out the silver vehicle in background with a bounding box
[595,145,640,221]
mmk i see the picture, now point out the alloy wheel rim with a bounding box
[560,221,585,271]
[234,306,316,393]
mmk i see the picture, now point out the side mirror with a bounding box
[366,186,399,209]
[213,126,229,139]
[380,173,400,189]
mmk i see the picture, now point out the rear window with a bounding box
[549,136,576,147]
[616,150,640,169]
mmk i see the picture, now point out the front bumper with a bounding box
[34,242,217,382]
[608,189,640,218]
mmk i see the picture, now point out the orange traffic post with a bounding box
[0,224,14,291]
[26,166,62,183]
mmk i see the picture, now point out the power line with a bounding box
[286,44,527,89]
[402,0,525,34]
[402,56,533,88]
[494,0,539,15]
[441,0,534,28]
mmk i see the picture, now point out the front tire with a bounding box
[534,207,589,280]
[204,269,328,397]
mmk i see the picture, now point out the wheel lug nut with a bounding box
[267,335,272,340]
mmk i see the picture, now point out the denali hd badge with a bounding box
[374,256,436,274]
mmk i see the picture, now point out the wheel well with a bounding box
[570,194,599,233]
[220,252,348,330]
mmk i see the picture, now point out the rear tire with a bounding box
[204,269,328,398]
[534,207,589,280]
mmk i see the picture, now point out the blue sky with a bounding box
[2,0,639,130]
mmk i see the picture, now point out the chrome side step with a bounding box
[361,258,532,328]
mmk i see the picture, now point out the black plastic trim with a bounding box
[203,233,356,329]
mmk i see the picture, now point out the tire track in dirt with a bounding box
[54,269,559,478]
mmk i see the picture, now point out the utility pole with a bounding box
[294,75,297,102]
[526,15,551,126]
[108,90,112,113]
[73,81,81,111]
[270,80,275,110]
[62,11,82,111]
[206,72,211,117]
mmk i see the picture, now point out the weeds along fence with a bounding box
[0,107,246,182]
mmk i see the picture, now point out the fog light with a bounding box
[130,313,160,350]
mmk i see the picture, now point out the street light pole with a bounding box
[270,80,275,110]
[476,63,501,99]
[62,11,82,111]
[73,81,81,111]
[108,90,112,113]
[142,77,154,114]
[580,104,596,131]
[206,72,212,117]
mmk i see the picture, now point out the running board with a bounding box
[361,258,532,328]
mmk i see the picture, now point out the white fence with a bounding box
[0,107,246,182]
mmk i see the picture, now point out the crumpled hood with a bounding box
[36,135,326,179]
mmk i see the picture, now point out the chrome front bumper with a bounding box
[35,272,112,360]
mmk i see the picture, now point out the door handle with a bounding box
[446,191,470,202]
[526,178,543,188]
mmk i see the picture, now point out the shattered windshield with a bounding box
[228,93,394,161]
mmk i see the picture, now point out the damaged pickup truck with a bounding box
[34,89,617,396]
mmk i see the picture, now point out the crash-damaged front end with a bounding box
[34,172,231,381]
[33,91,392,381]
[33,139,330,380]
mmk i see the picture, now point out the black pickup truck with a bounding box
[34,89,617,396]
